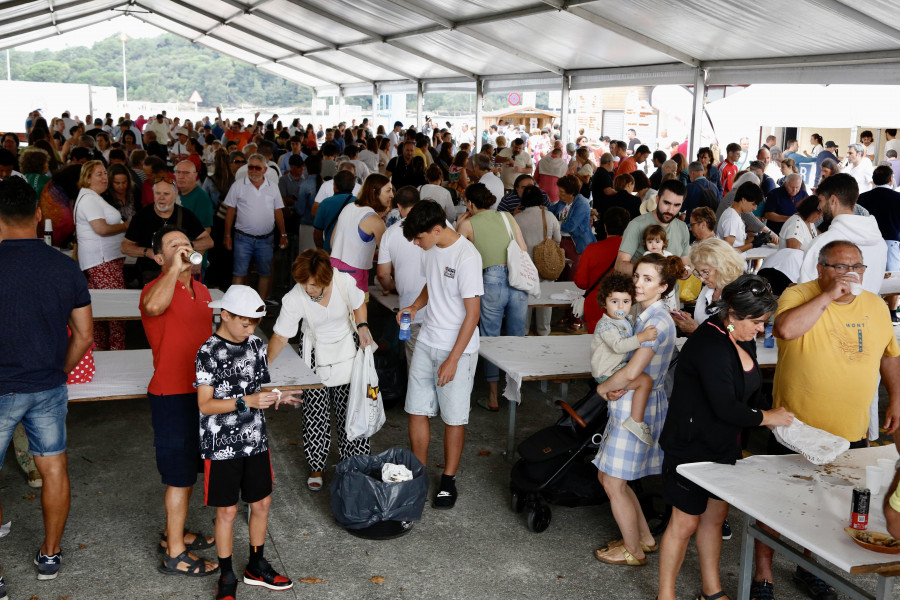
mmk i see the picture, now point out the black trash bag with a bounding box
[374,350,407,410]
[330,447,428,530]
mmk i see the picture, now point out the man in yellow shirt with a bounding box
[751,240,900,600]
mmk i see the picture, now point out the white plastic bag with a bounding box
[773,419,850,465]
[346,345,386,442]
[381,463,413,483]
[501,213,540,295]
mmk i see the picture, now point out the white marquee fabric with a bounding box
[1,0,899,96]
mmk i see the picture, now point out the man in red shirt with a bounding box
[140,225,218,577]
[612,141,629,176]
[218,108,260,152]
[616,145,651,178]
[574,206,631,333]
[720,142,742,194]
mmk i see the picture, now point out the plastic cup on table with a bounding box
[878,458,897,482]
[866,465,884,495]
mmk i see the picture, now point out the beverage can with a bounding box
[851,487,870,530]
[189,251,203,265]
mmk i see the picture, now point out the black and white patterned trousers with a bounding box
[301,331,370,472]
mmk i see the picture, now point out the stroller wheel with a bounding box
[527,504,552,533]
[510,490,526,514]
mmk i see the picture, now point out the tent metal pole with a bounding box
[474,77,483,153]
[372,83,378,131]
[416,80,424,130]
[688,67,707,160]
[559,72,570,145]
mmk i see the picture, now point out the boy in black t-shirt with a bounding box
[196,285,301,600]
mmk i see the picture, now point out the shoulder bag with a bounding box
[532,207,565,281]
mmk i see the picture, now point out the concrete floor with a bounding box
[0,307,894,599]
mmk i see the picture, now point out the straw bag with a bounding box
[532,207,565,281]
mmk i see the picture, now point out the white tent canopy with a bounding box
[705,85,900,128]
[2,0,900,97]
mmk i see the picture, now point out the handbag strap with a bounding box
[540,206,549,240]
[500,211,515,244]
[584,260,616,298]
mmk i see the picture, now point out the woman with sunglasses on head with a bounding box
[672,238,744,336]
[657,274,794,600]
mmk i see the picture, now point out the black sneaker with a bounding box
[34,550,61,580]
[721,519,733,540]
[216,575,237,600]
[0,575,8,600]
[243,557,293,591]
[432,488,458,510]
[793,567,837,600]
[750,580,775,600]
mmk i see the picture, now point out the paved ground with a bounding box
[0,305,894,599]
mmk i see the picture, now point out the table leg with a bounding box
[876,576,893,600]
[560,382,569,404]
[540,381,547,394]
[737,513,755,600]
[507,398,517,459]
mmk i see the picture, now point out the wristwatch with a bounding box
[235,395,248,413]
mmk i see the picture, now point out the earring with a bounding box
[726,323,735,333]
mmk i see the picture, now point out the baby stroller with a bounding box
[509,390,671,533]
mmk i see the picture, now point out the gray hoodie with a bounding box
[798,213,887,293]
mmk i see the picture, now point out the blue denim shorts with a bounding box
[887,240,900,272]
[405,341,477,426]
[232,232,274,277]
[0,384,68,464]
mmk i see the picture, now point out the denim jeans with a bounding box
[479,265,528,382]
[0,385,68,465]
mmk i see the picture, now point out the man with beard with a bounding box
[615,179,691,275]
[121,177,213,283]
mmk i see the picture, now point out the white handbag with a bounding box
[345,345,386,442]
[500,212,540,296]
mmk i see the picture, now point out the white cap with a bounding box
[173,126,188,136]
[209,285,266,318]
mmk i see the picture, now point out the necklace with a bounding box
[308,290,325,303]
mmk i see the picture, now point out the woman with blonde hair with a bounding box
[74,160,129,349]
[671,238,745,336]
[573,146,596,197]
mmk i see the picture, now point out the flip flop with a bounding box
[476,397,499,412]
[307,475,323,491]
[600,538,659,553]
[593,546,647,566]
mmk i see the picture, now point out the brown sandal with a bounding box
[600,537,659,553]
[593,546,647,566]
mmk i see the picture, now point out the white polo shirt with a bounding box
[223,177,284,236]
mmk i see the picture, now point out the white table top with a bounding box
[743,245,778,260]
[67,346,321,401]
[89,289,225,321]
[880,272,900,295]
[478,335,593,404]
[678,446,900,574]
[369,281,584,313]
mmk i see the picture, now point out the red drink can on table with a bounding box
[851,487,870,530]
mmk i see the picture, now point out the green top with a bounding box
[179,186,214,228]
[469,210,514,268]
[619,210,690,261]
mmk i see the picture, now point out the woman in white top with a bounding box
[515,186,561,336]
[74,160,129,349]
[420,165,456,225]
[804,133,824,158]
[715,181,762,253]
[330,173,393,293]
[672,238,745,336]
[777,194,821,250]
[268,249,374,491]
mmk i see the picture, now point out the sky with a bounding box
[14,15,164,52]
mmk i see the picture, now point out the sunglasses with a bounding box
[153,175,175,185]
[232,159,247,165]
[247,165,264,171]
[736,281,773,297]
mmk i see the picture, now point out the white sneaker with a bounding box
[623,417,653,446]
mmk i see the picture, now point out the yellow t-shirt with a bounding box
[773,280,900,442]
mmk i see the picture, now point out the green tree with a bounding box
[24,60,69,82]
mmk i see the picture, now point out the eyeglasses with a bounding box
[247,165,264,171]
[692,268,711,279]
[820,263,867,273]
[688,221,702,228]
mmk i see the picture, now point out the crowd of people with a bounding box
[2,106,900,600]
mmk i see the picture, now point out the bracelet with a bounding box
[356,322,369,329]
[281,233,288,237]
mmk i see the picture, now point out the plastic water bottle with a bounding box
[399,311,411,341]
[44,219,53,246]
[764,323,774,348]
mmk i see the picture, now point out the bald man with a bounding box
[174,160,214,273]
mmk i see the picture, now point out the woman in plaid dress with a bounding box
[591,253,684,566]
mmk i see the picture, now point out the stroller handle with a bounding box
[556,400,587,429]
